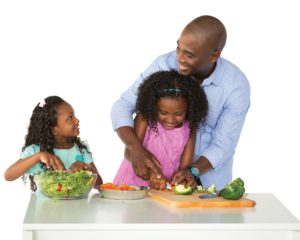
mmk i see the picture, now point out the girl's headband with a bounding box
[163,88,184,93]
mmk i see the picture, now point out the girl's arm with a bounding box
[169,132,197,188]
[4,154,41,181]
[134,114,148,141]
[124,114,148,159]
[179,131,196,170]
[4,152,66,181]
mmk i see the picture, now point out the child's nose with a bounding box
[167,115,176,123]
[74,117,80,124]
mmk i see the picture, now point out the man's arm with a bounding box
[201,83,250,169]
[111,52,175,180]
[172,76,250,187]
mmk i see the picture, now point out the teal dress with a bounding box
[20,144,93,175]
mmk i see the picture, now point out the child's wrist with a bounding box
[36,152,43,163]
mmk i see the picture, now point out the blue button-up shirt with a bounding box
[111,50,250,190]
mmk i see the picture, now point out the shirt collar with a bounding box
[200,57,223,87]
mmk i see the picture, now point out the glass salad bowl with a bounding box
[35,170,96,199]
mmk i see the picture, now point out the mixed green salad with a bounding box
[36,170,96,199]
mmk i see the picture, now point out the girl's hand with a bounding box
[39,152,66,171]
[69,161,91,172]
[149,170,167,190]
[171,169,197,188]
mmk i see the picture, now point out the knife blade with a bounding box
[199,193,218,199]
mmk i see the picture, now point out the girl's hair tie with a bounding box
[38,99,46,108]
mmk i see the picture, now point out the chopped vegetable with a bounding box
[196,185,206,193]
[220,177,245,200]
[207,184,216,194]
[100,183,135,191]
[36,170,96,199]
[174,184,194,195]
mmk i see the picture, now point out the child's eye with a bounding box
[67,115,73,121]
[159,111,167,115]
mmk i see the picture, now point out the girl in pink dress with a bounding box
[113,70,208,187]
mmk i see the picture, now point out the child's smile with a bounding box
[157,96,187,130]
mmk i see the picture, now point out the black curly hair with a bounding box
[23,96,89,191]
[136,70,208,133]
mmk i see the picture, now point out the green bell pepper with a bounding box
[220,177,245,200]
[174,184,194,195]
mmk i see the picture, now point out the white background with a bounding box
[1,1,300,239]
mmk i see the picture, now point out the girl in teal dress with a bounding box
[4,96,102,190]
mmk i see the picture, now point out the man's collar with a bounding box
[201,58,223,87]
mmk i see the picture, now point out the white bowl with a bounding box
[98,186,149,200]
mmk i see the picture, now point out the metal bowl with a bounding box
[98,186,149,200]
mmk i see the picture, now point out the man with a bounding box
[111,15,250,190]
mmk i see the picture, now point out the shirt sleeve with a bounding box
[110,52,176,130]
[201,77,250,169]
[20,145,44,175]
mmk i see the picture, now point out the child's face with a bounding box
[52,102,80,140]
[157,96,187,129]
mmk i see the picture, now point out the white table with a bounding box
[23,192,300,240]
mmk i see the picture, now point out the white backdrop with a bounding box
[1,1,300,239]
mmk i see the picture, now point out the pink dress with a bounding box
[113,121,190,186]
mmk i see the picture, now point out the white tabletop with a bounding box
[24,191,300,227]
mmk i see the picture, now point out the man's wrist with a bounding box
[189,165,202,185]
[126,139,143,152]
[189,165,201,178]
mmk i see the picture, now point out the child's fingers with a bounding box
[47,156,65,172]
[54,156,66,171]
[49,158,58,171]
[171,171,185,185]
[44,161,51,169]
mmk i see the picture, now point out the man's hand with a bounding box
[171,169,197,188]
[39,152,66,171]
[129,145,163,181]
[149,170,167,190]
[116,126,163,181]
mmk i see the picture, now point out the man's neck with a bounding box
[194,63,216,85]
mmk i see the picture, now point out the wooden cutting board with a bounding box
[148,190,256,208]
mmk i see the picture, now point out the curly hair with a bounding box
[136,70,208,133]
[23,96,89,191]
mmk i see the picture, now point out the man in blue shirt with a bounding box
[111,15,250,190]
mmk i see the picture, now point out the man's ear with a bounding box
[210,50,221,63]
